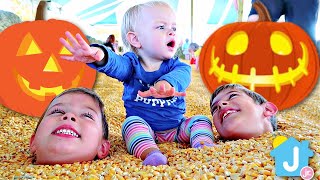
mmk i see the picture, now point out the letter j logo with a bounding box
[270,136,314,177]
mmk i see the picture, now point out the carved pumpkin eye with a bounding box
[16,33,42,56]
[59,44,72,55]
[226,31,249,56]
[270,31,292,55]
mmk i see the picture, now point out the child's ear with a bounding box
[126,31,141,48]
[29,134,36,154]
[97,140,111,159]
[263,102,278,117]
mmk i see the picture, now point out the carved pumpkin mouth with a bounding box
[15,68,84,101]
[209,42,309,93]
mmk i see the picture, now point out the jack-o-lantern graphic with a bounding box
[0,19,97,117]
[199,2,319,110]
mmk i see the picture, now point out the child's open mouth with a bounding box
[53,128,80,138]
[52,125,81,138]
[220,109,239,123]
[167,40,176,48]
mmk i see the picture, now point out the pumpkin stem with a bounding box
[253,0,272,22]
[36,1,49,20]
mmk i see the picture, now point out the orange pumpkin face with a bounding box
[0,19,97,117]
[199,22,319,110]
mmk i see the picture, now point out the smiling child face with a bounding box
[211,88,274,140]
[30,92,109,164]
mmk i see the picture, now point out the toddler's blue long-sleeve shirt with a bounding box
[88,46,191,131]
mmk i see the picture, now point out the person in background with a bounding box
[248,0,319,44]
[188,42,199,65]
[182,38,190,60]
[113,40,119,54]
[103,34,116,52]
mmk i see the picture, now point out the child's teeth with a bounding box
[223,110,237,119]
[55,129,79,137]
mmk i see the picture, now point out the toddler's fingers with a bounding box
[149,87,163,98]
[65,31,81,49]
[59,37,74,54]
[149,87,158,95]
[75,33,91,52]
[164,87,175,96]
[138,90,151,97]
[157,84,166,95]
[60,55,76,61]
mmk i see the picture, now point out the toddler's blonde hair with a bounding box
[121,1,173,53]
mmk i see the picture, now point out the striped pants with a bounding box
[121,115,214,158]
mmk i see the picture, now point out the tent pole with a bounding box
[191,0,193,43]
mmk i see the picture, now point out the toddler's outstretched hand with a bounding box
[59,31,104,63]
[138,81,186,98]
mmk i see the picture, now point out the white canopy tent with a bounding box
[1,0,318,45]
